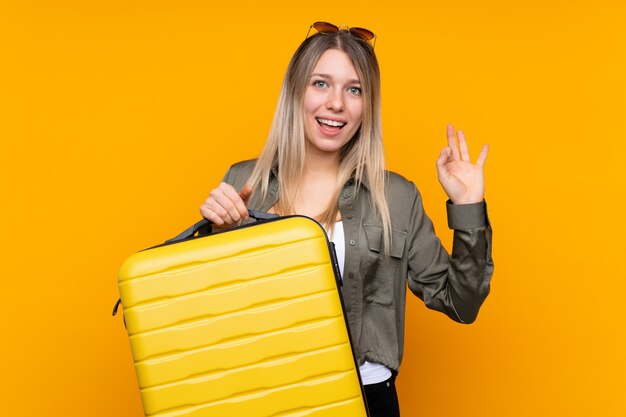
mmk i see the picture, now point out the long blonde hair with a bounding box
[248,31,392,253]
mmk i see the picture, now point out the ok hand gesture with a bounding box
[436,125,489,204]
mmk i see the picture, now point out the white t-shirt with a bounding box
[329,221,392,385]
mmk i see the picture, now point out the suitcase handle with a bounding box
[164,210,279,244]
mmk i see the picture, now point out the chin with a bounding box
[308,138,348,154]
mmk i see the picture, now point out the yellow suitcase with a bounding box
[116,212,369,417]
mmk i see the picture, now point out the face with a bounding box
[302,48,364,157]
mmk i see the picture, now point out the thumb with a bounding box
[239,184,253,204]
[436,147,450,178]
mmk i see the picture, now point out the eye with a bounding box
[312,80,328,88]
[348,86,362,96]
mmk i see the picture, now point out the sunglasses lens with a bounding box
[313,21,339,34]
[349,27,375,41]
[307,22,376,48]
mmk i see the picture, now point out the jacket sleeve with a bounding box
[406,185,494,324]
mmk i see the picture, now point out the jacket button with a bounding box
[348,272,354,279]
[346,214,353,220]
[349,240,356,246]
[343,192,349,199]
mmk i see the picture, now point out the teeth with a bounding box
[317,118,346,127]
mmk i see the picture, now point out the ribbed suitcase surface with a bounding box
[118,216,368,417]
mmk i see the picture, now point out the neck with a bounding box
[303,143,340,179]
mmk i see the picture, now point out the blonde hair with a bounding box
[248,31,392,253]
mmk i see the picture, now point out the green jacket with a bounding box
[222,160,494,372]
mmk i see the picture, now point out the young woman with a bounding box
[200,22,494,417]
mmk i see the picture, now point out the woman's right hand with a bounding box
[199,183,253,227]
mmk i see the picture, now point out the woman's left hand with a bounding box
[436,124,489,204]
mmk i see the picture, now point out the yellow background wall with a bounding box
[2,1,624,416]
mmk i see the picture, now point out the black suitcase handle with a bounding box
[164,210,279,245]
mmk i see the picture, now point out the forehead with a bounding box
[312,49,360,82]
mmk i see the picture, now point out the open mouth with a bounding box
[316,117,346,129]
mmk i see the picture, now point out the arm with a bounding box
[406,189,493,324]
[407,125,493,323]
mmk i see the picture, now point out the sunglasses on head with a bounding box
[305,21,377,49]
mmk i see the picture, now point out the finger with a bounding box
[238,184,253,218]
[219,182,249,220]
[213,184,243,222]
[476,144,489,167]
[447,124,460,160]
[436,147,449,167]
[436,147,452,178]
[239,184,253,201]
[200,205,225,226]
[458,130,470,162]
[207,197,236,224]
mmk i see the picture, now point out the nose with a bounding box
[326,89,344,112]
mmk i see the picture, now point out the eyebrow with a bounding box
[310,73,361,84]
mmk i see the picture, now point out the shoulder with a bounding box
[384,170,420,199]
[383,171,428,232]
[226,159,257,177]
[382,171,424,223]
[222,159,257,184]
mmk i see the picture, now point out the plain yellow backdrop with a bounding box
[1,0,625,416]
